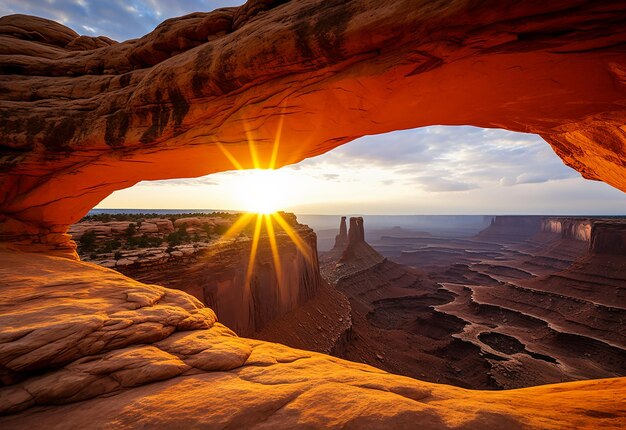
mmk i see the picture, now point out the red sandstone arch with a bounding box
[1,0,626,258]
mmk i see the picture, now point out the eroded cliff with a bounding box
[320,216,626,389]
[540,216,626,254]
[122,223,322,337]
[68,213,322,337]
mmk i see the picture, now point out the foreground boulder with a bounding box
[0,249,623,429]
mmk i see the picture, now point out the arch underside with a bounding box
[0,0,625,258]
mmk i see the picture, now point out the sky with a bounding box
[3,1,626,215]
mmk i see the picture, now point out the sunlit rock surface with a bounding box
[2,0,626,256]
[1,0,626,427]
[67,214,322,337]
[0,249,624,429]
[118,223,322,337]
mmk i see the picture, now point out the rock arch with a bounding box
[1,0,626,257]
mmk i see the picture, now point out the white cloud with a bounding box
[99,125,626,214]
[0,0,244,41]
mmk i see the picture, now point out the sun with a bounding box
[235,168,289,214]
[213,117,313,290]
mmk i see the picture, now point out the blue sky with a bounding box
[0,1,244,41]
[3,1,626,214]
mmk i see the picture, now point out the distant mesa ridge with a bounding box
[481,215,626,255]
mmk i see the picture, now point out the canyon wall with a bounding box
[541,218,592,242]
[2,0,626,257]
[481,216,626,256]
[477,216,543,242]
[112,224,321,337]
[590,222,626,255]
[542,217,626,254]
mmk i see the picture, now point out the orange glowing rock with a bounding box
[1,3,625,427]
[0,249,623,428]
[1,0,626,257]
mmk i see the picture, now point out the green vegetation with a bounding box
[127,236,163,248]
[125,223,137,237]
[100,239,122,253]
[78,230,97,252]
[75,211,301,260]
[78,232,122,256]
[166,224,190,246]
[202,223,229,237]
[79,211,240,223]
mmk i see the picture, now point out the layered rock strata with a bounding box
[341,216,366,261]
[591,222,626,255]
[2,0,626,256]
[319,215,626,389]
[1,0,626,426]
[542,218,592,242]
[1,249,624,429]
[69,215,323,337]
[371,217,626,388]
[121,225,322,337]
[541,217,626,255]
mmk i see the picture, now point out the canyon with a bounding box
[70,213,324,337]
[2,0,626,428]
[0,213,624,428]
[320,215,626,389]
[66,212,626,391]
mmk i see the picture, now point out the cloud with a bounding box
[499,170,576,186]
[410,175,478,192]
[137,177,218,187]
[301,125,579,191]
[319,173,340,181]
[145,126,579,192]
[0,0,243,41]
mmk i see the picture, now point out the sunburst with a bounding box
[215,118,313,290]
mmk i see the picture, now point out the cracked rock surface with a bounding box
[0,249,624,429]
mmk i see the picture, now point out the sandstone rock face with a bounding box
[591,222,626,255]
[341,216,366,261]
[0,250,216,390]
[0,249,624,429]
[479,216,544,242]
[542,218,592,242]
[2,0,626,256]
[116,223,323,337]
[332,216,348,251]
[541,217,626,254]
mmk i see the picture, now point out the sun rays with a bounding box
[215,117,313,290]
